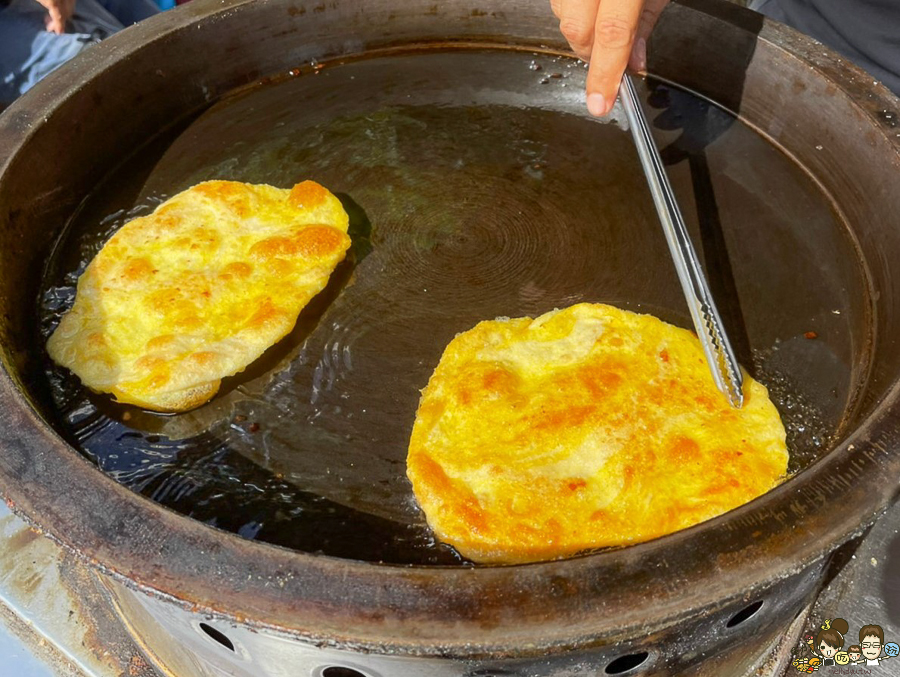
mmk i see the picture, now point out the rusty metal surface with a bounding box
[0,606,73,677]
[0,504,157,677]
[1,494,895,676]
[0,0,899,661]
[102,560,824,676]
[2,499,899,676]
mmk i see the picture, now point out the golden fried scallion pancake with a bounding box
[406,303,788,564]
[47,180,350,412]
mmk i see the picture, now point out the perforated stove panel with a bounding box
[0,499,897,677]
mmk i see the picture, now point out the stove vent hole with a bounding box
[726,600,765,628]
[322,668,368,677]
[199,622,235,652]
[604,651,650,674]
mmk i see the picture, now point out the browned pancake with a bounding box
[47,180,350,411]
[407,303,788,563]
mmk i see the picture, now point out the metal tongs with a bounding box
[618,74,744,408]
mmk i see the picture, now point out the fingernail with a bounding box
[634,38,648,72]
[587,93,608,117]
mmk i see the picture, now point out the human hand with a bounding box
[35,0,76,34]
[550,0,670,116]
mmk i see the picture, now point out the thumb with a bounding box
[629,0,669,72]
[45,5,65,33]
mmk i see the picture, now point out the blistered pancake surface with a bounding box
[47,180,350,412]
[406,303,788,564]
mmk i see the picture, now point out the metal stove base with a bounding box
[0,503,155,677]
[0,499,896,677]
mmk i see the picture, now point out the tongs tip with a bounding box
[724,382,745,410]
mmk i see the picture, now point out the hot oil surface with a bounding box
[37,50,869,565]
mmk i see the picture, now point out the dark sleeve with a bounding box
[750,0,900,96]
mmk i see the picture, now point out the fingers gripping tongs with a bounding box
[618,74,744,408]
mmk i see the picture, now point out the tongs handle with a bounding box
[618,74,744,408]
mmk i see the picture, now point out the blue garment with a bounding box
[0,0,159,106]
[751,0,900,96]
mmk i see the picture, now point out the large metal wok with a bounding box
[1,0,900,675]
